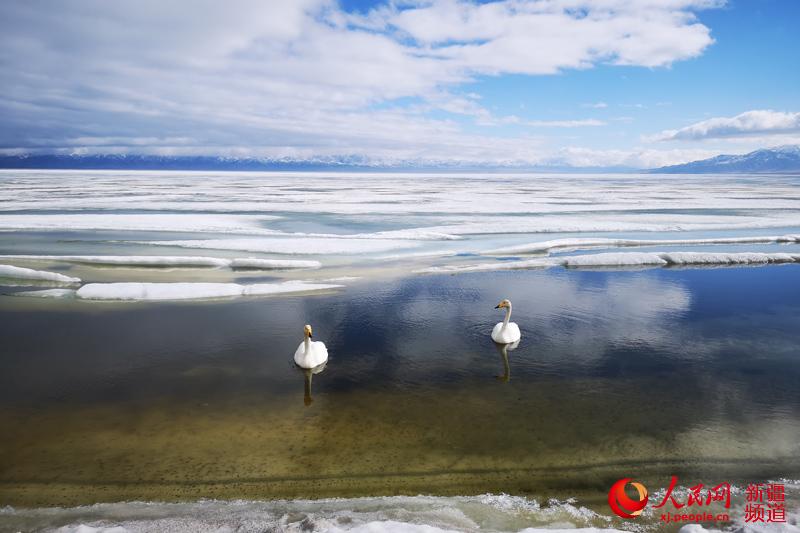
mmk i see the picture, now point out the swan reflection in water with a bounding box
[494,340,519,383]
[300,362,327,406]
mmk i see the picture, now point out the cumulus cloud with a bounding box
[354,0,718,72]
[0,0,723,164]
[648,110,800,141]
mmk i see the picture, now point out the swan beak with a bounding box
[309,333,313,338]
[494,304,501,308]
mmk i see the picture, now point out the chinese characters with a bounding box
[745,483,786,523]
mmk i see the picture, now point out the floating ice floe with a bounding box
[22,280,344,301]
[0,255,320,270]
[140,238,419,255]
[485,235,800,255]
[0,264,80,284]
[659,251,800,265]
[417,251,800,274]
[562,252,669,267]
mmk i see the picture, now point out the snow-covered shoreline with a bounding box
[2,489,798,533]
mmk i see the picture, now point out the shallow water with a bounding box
[2,267,800,525]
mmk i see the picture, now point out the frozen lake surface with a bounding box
[1,170,800,301]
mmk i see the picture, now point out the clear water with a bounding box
[2,267,800,531]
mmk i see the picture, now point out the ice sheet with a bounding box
[0,214,458,241]
[3,171,800,286]
[424,213,800,236]
[562,252,668,267]
[418,251,800,273]
[73,280,342,301]
[660,251,799,265]
[0,214,280,235]
[1,255,320,269]
[0,264,80,284]
[486,235,800,255]
[140,238,419,255]
[3,171,800,218]
[417,258,559,273]
[15,288,77,298]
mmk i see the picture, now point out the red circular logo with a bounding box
[608,478,649,518]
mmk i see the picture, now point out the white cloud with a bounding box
[426,95,607,128]
[525,119,606,127]
[359,0,718,73]
[582,102,609,109]
[0,0,724,165]
[551,147,723,168]
[648,110,800,141]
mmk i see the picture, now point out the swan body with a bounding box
[492,321,521,343]
[294,324,328,369]
[491,299,521,344]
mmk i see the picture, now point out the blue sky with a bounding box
[0,0,798,168]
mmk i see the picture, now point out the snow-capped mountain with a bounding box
[0,153,635,172]
[2,147,799,173]
[651,145,800,173]
[0,153,380,171]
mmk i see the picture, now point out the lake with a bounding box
[1,170,799,532]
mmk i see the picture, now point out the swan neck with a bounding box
[503,304,512,326]
[304,336,310,352]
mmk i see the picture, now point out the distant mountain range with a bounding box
[650,145,800,173]
[1,146,798,173]
[0,153,633,173]
[0,154,379,171]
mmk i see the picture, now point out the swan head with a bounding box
[304,324,313,339]
[495,299,511,309]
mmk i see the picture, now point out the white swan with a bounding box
[294,324,328,369]
[491,299,521,344]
